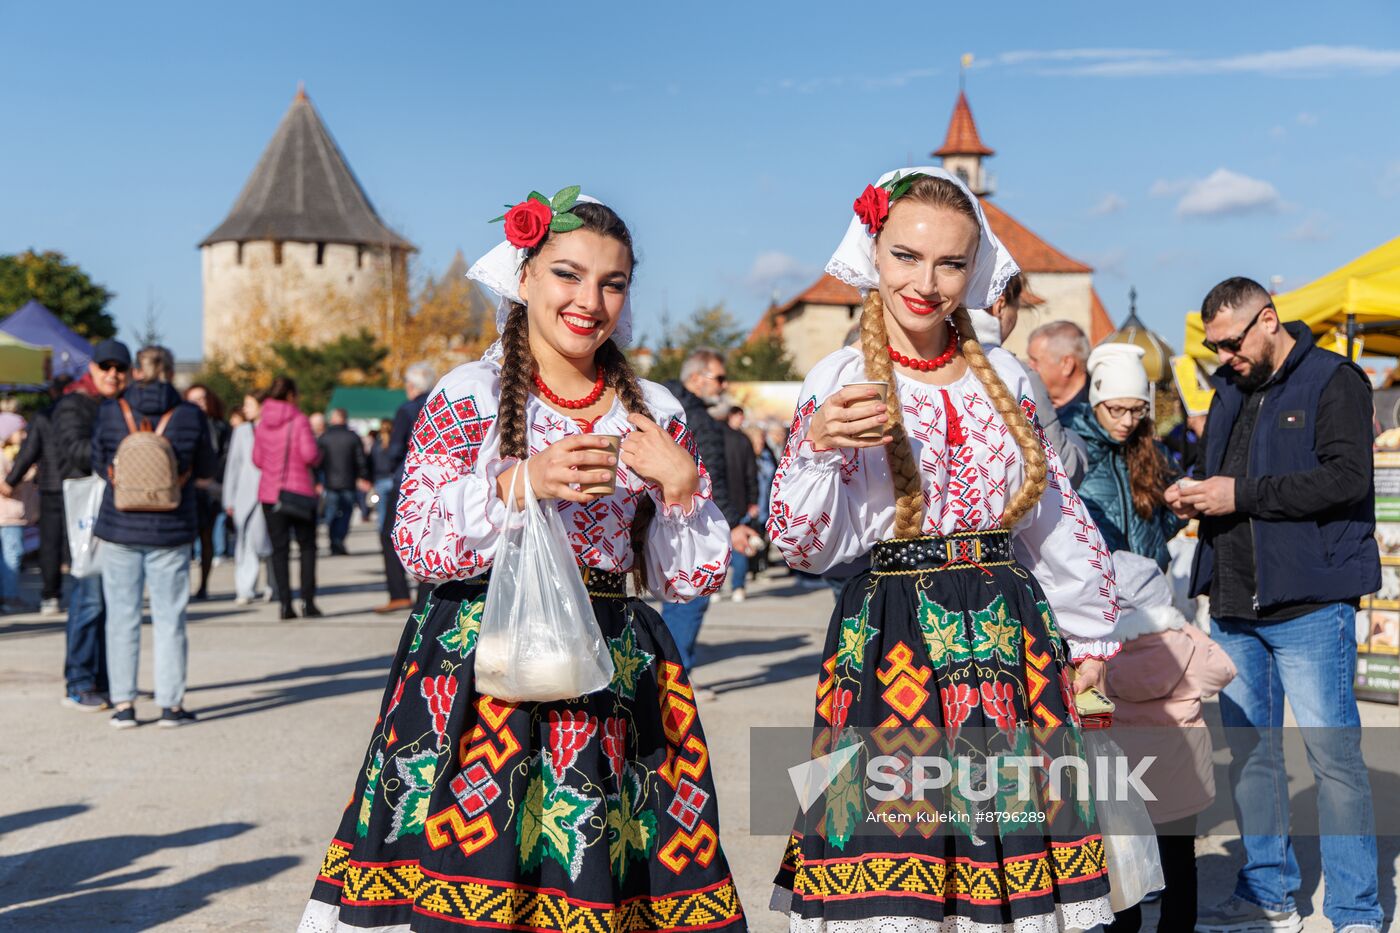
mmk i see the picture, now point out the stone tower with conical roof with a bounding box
[199,86,415,363]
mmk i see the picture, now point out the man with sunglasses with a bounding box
[52,339,131,712]
[1171,278,1382,933]
[662,348,742,684]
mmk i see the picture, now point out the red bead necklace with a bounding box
[887,321,960,372]
[533,370,606,409]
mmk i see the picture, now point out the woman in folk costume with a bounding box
[301,189,744,932]
[768,168,1121,931]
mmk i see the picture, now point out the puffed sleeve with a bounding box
[767,349,889,574]
[639,385,732,602]
[1004,359,1120,661]
[392,363,512,584]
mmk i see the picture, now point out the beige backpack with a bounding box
[110,399,186,512]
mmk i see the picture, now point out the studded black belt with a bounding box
[433,566,629,600]
[871,530,1014,575]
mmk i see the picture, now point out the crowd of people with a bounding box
[0,169,1386,933]
[0,346,443,713]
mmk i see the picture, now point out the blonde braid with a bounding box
[859,291,925,538]
[950,307,1047,527]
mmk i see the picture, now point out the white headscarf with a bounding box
[826,166,1019,311]
[466,194,634,364]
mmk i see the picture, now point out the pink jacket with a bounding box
[0,450,38,526]
[1105,605,1237,823]
[251,399,321,505]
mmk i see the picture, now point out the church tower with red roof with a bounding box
[749,88,1115,376]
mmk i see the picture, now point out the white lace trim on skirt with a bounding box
[769,886,1114,932]
[298,899,410,933]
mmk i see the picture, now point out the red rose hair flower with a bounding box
[502,198,554,249]
[853,184,890,235]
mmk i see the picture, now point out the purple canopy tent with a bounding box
[0,300,92,380]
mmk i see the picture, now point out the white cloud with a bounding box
[1269,125,1288,140]
[745,251,817,296]
[1083,248,1128,277]
[1004,45,1400,78]
[771,66,939,94]
[998,48,1168,65]
[1090,193,1128,216]
[1285,215,1331,242]
[1174,169,1283,217]
[1296,111,1319,126]
[1149,178,1192,198]
[1381,162,1400,198]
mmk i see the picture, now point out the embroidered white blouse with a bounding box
[391,361,730,602]
[768,346,1120,660]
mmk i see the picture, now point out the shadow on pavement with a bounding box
[191,655,394,723]
[705,650,823,695]
[0,821,257,912]
[0,855,299,930]
[190,654,394,695]
[0,620,67,639]
[698,635,810,667]
[0,805,90,837]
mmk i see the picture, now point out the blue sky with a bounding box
[4,1,1400,362]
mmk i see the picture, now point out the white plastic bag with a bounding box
[63,475,106,579]
[1085,730,1165,912]
[474,462,614,701]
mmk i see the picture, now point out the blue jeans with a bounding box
[213,510,232,558]
[661,597,710,671]
[324,488,357,550]
[64,572,107,694]
[1213,603,1382,930]
[729,547,749,591]
[101,542,191,708]
[373,477,394,531]
[0,525,23,601]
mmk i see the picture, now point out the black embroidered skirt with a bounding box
[300,571,745,932]
[772,533,1113,932]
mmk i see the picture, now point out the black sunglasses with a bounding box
[97,361,129,373]
[1203,304,1271,355]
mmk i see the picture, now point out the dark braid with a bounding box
[495,198,650,591]
[497,303,533,460]
[596,339,657,594]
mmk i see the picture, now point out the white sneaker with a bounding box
[41,598,62,616]
[234,596,253,606]
[731,588,746,603]
[1195,895,1303,932]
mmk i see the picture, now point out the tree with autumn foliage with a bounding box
[0,249,116,338]
[388,251,497,380]
[640,303,796,382]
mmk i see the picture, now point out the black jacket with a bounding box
[663,380,733,526]
[722,425,758,528]
[92,382,217,548]
[369,436,395,482]
[52,385,104,480]
[388,393,429,484]
[1190,323,1379,619]
[318,423,368,490]
[4,404,62,493]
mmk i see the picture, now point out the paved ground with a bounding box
[0,522,1395,931]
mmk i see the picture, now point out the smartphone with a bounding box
[1074,686,1116,717]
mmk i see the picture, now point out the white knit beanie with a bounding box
[1087,343,1151,407]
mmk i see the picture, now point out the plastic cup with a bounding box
[581,434,621,496]
[845,382,890,439]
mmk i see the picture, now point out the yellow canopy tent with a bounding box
[0,332,51,387]
[1184,233,1400,362]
